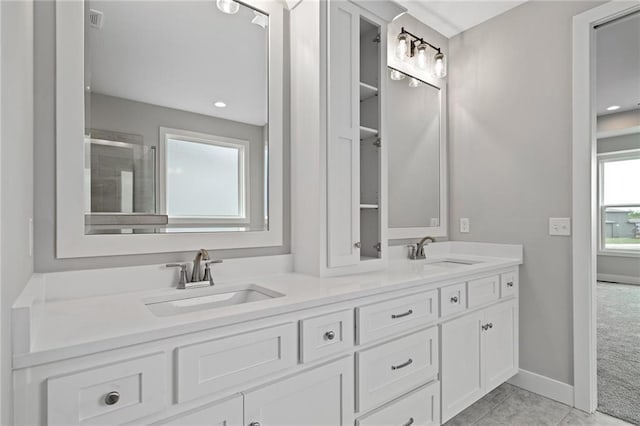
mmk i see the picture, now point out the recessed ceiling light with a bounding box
[214,101,227,108]
[216,0,239,14]
[606,105,620,111]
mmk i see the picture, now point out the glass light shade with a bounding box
[408,78,422,88]
[433,52,447,78]
[416,43,428,70]
[390,69,405,81]
[217,0,240,14]
[396,33,409,61]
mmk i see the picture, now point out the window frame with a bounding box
[597,148,640,257]
[159,127,251,226]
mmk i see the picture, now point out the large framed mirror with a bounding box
[386,67,447,239]
[56,0,284,257]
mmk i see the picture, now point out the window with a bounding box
[160,128,250,224]
[598,150,640,254]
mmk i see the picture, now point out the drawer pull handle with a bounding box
[391,309,413,319]
[507,281,514,287]
[403,418,415,426]
[249,423,261,426]
[391,358,413,370]
[450,296,459,303]
[104,391,120,406]
[324,330,336,341]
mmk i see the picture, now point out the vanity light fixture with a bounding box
[396,27,447,78]
[389,69,406,80]
[214,101,227,108]
[606,105,620,111]
[216,0,240,14]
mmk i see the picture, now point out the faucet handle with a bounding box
[407,245,416,259]
[166,263,189,289]
[203,260,222,286]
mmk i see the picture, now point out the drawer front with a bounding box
[176,323,297,403]
[468,275,500,308]
[356,327,439,412]
[356,381,440,426]
[356,290,438,344]
[153,394,243,425]
[47,352,167,425]
[440,283,467,317]
[300,309,354,363]
[500,271,518,298]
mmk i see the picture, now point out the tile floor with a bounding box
[445,383,633,426]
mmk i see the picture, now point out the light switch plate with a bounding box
[460,218,470,233]
[549,217,571,236]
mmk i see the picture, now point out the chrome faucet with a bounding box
[408,236,436,260]
[166,249,223,289]
[191,248,210,282]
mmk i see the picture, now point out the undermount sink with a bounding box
[421,258,481,272]
[144,284,284,317]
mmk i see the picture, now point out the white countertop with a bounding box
[13,243,522,369]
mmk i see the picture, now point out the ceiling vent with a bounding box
[88,9,104,29]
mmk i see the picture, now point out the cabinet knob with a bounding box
[507,281,514,287]
[324,330,336,341]
[354,242,362,249]
[249,423,261,426]
[488,323,493,329]
[450,296,459,303]
[104,391,120,406]
[482,324,489,331]
[403,417,415,426]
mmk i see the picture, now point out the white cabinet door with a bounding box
[440,311,484,423]
[483,300,518,392]
[327,0,360,268]
[243,356,354,426]
[153,395,243,426]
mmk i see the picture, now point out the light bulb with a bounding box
[416,43,428,70]
[433,52,447,78]
[408,78,422,88]
[216,0,239,14]
[390,69,405,81]
[396,33,409,61]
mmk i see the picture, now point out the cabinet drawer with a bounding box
[356,381,440,426]
[300,309,354,363]
[356,290,438,344]
[440,283,467,317]
[47,352,167,425]
[176,323,297,403]
[468,275,500,308]
[356,327,439,412]
[153,394,243,425]
[500,271,518,298]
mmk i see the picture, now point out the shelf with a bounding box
[359,82,378,101]
[359,126,378,140]
[360,204,379,209]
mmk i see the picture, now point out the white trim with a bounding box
[597,273,640,286]
[572,1,640,413]
[508,369,574,407]
[597,125,640,139]
[55,0,284,257]
[387,78,448,241]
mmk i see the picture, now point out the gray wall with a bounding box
[34,1,291,272]
[449,1,602,386]
[598,109,640,133]
[1,1,35,423]
[597,133,640,154]
[89,93,266,229]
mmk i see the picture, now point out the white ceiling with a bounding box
[396,0,528,38]
[87,1,268,126]
[596,12,640,116]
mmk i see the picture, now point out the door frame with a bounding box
[571,0,640,413]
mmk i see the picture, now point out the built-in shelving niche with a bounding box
[359,17,381,261]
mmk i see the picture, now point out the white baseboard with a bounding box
[597,273,640,286]
[508,369,574,406]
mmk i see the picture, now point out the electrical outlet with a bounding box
[460,218,470,233]
[549,217,571,236]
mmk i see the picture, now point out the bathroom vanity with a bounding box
[13,243,521,425]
